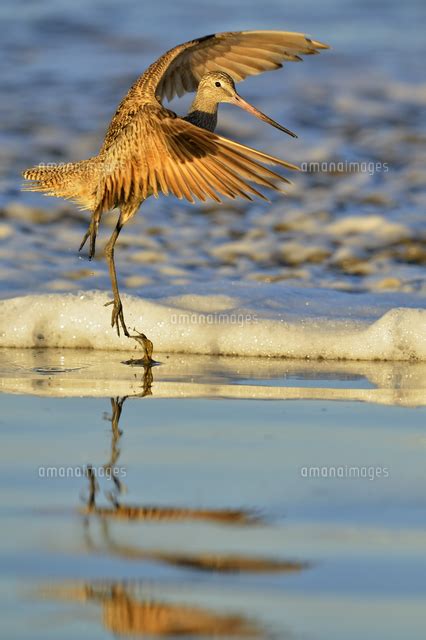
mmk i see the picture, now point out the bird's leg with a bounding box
[79,206,102,260]
[104,217,154,363]
[85,464,99,511]
[104,218,128,338]
[104,397,126,501]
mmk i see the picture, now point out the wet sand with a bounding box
[2,348,426,406]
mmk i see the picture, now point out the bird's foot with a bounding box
[129,331,154,365]
[79,214,100,260]
[105,297,129,338]
[105,299,155,363]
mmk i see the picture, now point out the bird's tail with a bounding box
[22,156,102,211]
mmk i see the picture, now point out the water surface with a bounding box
[1,353,426,638]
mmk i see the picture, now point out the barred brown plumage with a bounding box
[22,29,329,362]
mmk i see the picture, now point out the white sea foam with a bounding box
[0,285,425,361]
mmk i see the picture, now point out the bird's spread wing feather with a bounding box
[101,30,328,151]
[97,107,299,211]
[151,30,329,103]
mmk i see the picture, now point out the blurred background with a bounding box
[0,0,425,300]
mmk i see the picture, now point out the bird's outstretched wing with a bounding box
[97,107,299,211]
[148,30,329,103]
[102,30,328,151]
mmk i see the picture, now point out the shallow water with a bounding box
[1,353,426,639]
[1,0,425,303]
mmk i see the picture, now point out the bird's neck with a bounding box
[185,93,218,132]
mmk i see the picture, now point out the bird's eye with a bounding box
[215,81,221,87]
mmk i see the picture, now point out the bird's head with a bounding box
[197,71,239,103]
[198,71,297,138]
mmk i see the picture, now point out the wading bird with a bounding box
[23,30,329,362]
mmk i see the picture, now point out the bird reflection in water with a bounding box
[80,363,260,525]
[79,364,308,574]
[42,580,264,637]
[39,363,309,638]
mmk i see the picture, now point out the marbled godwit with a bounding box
[23,30,329,362]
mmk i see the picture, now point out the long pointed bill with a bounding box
[230,94,297,138]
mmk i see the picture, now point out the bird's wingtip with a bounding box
[308,38,331,50]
